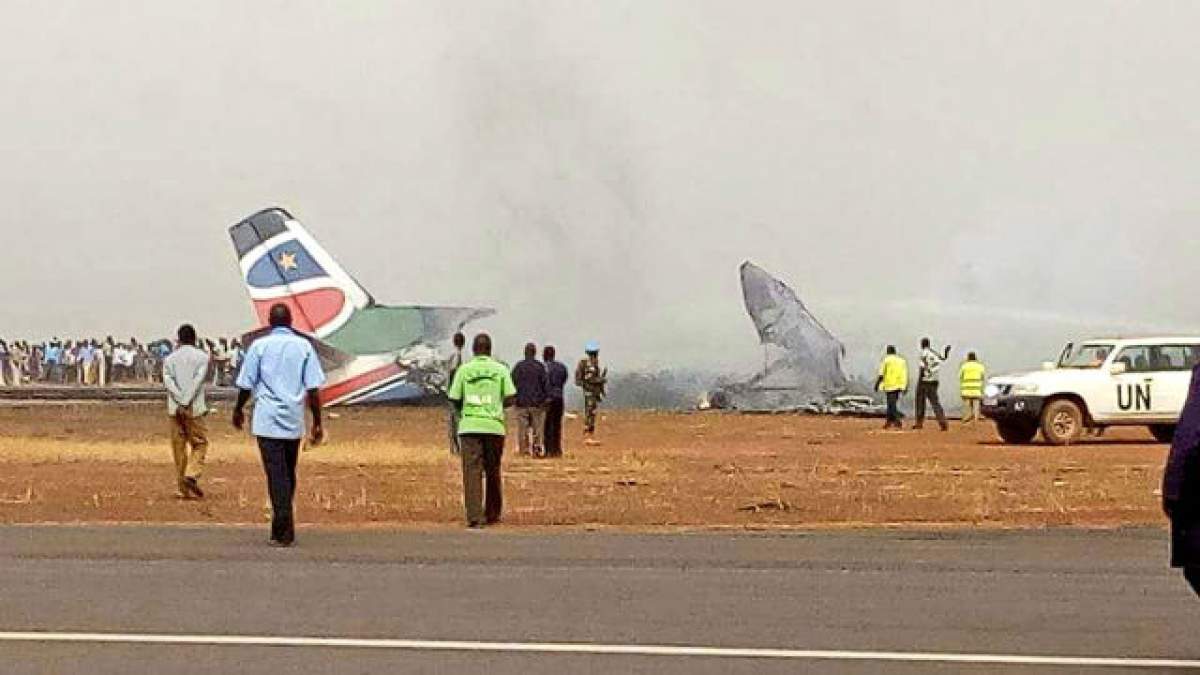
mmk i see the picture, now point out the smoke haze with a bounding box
[1,1,1197,379]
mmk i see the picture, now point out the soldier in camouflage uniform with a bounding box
[574,341,607,446]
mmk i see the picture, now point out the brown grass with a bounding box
[0,403,1170,529]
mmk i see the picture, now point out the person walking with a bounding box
[233,304,326,547]
[135,342,153,382]
[78,340,96,385]
[1164,362,1200,597]
[95,341,107,387]
[40,341,52,383]
[511,342,549,457]
[959,352,987,424]
[543,345,568,458]
[446,333,516,528]
[875,345,909,430]
[228,339,244,380]
[0,340,9,387]
[212,338,230,385]
[101,337,114,386]
[111,343,129,382]
[444,332,466,456]
[30,343,44,382]
[914,338,951,431]
[574,341,607,446]
[163,325,212,500]
[8,341,25,386]
[63,342,78,385]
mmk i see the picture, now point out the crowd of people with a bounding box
[442,332,607,529]
[443,333,608,462]
[0,336,245,388]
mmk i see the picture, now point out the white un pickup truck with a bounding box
[983,337,1200,445]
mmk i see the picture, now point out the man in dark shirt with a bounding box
[1165,364,1200,597]
[543,345,569,458]
[510,342,548,457]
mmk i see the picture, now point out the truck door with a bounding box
[1144,344,1197,423]
[1091,346,1157,423]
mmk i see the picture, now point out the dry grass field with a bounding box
[0,402,1172,530]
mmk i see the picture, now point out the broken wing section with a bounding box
[717,262,849,410]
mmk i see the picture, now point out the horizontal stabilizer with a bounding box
[317,304,495,356]
[239,326,356,374]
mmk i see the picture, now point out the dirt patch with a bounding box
[0,403,1171,529]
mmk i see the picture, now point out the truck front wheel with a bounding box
[1041,399,1084,446]
[997,420,1038,444]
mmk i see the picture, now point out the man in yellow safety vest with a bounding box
[959,352,987,424]
[875,345,909,430]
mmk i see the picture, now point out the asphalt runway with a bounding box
[0,525,1196,674]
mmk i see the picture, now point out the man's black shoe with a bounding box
[184,477,204,499]
[268,539,294,548]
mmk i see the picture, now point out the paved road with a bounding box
[0,525,1195,673]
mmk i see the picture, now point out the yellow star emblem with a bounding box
[277,251,298,272]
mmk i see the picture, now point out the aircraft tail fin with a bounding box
[229,208,373,338]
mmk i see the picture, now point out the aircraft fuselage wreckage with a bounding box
[230,208,493,406]
[708,261,880,415]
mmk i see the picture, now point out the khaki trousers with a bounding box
[962,397,982,423]
[514,406,546,455]
[170,411,209,492]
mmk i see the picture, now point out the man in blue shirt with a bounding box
[510,342,548,457]
[77,341,96,385]
[542,345,569,458]
[43,341,62,383]
[233,304,326,547]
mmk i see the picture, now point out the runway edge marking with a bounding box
[0,632,1196,669]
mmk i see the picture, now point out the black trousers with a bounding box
[885,391,902,427]
[914,381,948,429]
[257,436,301,543]
[1184,567,1200,598]
[460,434,504,526]
[544,398,565,457]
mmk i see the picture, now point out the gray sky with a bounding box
[2,1,1197,377]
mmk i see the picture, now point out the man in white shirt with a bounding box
[113,345,133,382]
[163,324,212,499]
[914,337,951,431]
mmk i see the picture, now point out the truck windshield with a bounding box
[1059,344,1114,369]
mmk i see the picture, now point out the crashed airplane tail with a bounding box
[229,207,493,405]
[711,262,850,411]
[230,208,372,339]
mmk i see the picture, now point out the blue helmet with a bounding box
[585,340,600,353]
